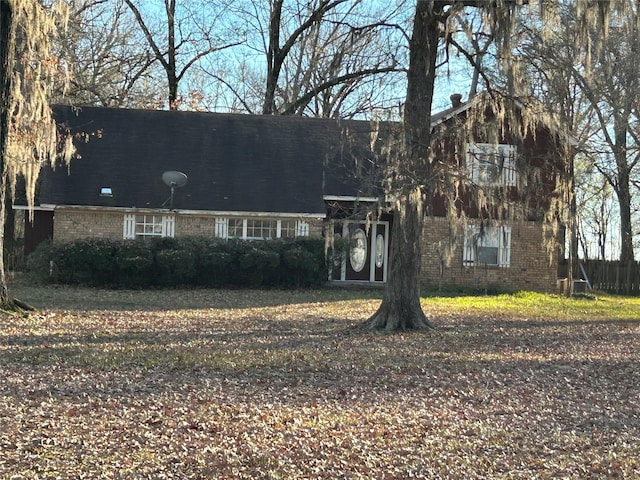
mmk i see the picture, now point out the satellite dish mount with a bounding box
[162,170,188,210]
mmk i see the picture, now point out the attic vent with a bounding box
[100,187,113,197]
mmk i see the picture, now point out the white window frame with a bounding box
[214,218,310,240]
[463,224,511,268]
[123,214,175,239]
[246,219,278,240]
[466,143,517,187]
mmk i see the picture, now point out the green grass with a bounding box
[423,290,640,322]
[11,276,639,320]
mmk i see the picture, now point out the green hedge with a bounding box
[26,236,332,289]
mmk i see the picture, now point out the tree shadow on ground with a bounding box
[3,312,639,421]
[8,282,383,311]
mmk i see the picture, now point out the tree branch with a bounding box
[176,41,243,82]
[280,66,401,115]
[446,35,493,95]
[203,72,256,114]
[123,0,169,71]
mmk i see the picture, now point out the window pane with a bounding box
[135,215,163,238]
[228,219,243,238]
[468,143,516,186]
[477,246,499,265]
[246,219,277,239]
[477,157,500,183]
[479,227,500,248]
[280,220,296,238]
[246,219,259,239]
[349,229,367,272]
[463,225,508,267]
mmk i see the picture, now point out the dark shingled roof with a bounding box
[40,105,390,214]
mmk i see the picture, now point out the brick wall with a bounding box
[51,209,556,292]
[54,209,124,242]
[53,209,323,242]
[421,217,558,292]
[176,215,216,237]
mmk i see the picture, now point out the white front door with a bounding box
[331,220,389,283]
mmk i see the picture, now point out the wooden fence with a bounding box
[558,260,640,295]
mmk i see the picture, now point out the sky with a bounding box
[132,0,476,117]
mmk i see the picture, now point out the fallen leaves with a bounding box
[1,286,639,478]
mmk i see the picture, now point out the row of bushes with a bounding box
[26,236,338,289]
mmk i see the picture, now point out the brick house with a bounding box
[419,96,567,292]
[19,97,566,292]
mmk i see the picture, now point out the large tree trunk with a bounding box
[166,0,178,110]
[368,1,441,330]
[0,0,30,312]
[262,0,283,115]
[567,153,577,294]
[0,168,10,307]
[612,115,634,263]
[616,171,634,263]
[0,0,13,307]
[369,191,434,330]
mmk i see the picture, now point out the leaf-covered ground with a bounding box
[1,285,639,479]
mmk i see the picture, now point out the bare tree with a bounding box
[274,2,406,117]
[55,0,162,108]
[560,2,640,263]
[219,0,407,118]
[576,172,616,260]
[0,0,73,309]
[124,0,242,110]
[514,2,602,287]
[584,19,640,263]
[574,1,638,265]
[368,0,612,330]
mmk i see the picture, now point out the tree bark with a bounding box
[368,1,442,330]
[165,0,178,109]
[616,169,634,263]
[0,0,13,307]
[613,114,635,263]
[0,0,31,312]
[368,191,434,330]
[263,0,283,114]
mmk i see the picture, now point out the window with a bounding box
[246,219,277,239]
[467,143,517,187]
[135,215,163,237]
[123,214,174,239]
[228,218,244,238]
[349,228,367,273]
[280,220,296,238]
[215,218,310,240]
[463,224,511,268]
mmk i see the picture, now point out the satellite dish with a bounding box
[162,170,188,188]
[162,170,188,210]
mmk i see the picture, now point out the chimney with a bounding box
[450,93,463,108]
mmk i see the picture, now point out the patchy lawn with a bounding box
[1,284,639,479]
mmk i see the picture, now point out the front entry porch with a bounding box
[330,219,390,284]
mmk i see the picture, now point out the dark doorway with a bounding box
[24,210,54,255]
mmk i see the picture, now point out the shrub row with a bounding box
[26,236,334,289]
